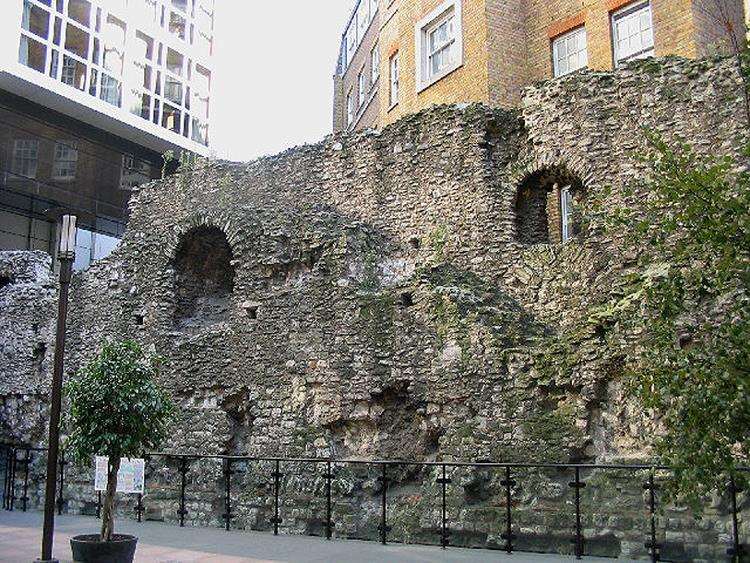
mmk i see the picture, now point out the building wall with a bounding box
[333,1,381,132]
[340,0,746,130]
[344,8,381,132]
[692,0,746,57]
[379,0,491,128]
[486,0,528,107]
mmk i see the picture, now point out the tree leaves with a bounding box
[621,133,750,512]
[64,340,175,465]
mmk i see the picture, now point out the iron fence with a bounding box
[0,442,746,561]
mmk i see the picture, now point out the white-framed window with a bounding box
[415,0,463,92]
[346,90,354,125]
[358,71,366,106]
[612,1,654,65]
[371,44,380,86]
[552,27,588,77]
[389,52,399,107]
[11,140,39,179]
[560,186,574,242]
[52,141,78,180]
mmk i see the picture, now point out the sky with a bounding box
[209,1,353,162]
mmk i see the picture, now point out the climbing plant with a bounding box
[611,132,750,511]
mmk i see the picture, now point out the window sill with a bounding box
[416,62,462,94]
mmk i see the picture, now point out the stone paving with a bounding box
[0,510,635,562]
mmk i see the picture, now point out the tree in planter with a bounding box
[65,340,175,541]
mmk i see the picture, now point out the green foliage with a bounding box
[65,340,175,464]
[613,132,750,511]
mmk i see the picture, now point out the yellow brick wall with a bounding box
[369,0,746,129]
[379,0,491,127]
[522,0,712,83]
[487,0,528,107]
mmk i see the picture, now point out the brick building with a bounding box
[333,0,746,132]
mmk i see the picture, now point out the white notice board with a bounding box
[94,456,145,494]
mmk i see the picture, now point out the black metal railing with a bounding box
[1,442,746,561]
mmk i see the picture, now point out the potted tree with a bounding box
[65,340,174,563]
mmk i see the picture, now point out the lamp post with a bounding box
[38,214,77,563]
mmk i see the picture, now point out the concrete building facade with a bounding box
[0,0,215,270]
[333,0,746,132]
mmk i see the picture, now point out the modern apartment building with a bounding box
[333,0,746,132]
[0,0,215,270]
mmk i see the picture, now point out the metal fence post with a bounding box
[501,466,516,553]
[569,467,585,559]
[178,456,189,527]
[727,476,745,562]
[57,451,67,515]
[324,460,334,540]
[21,448,31,512]
[270,460,283,535]
[222,458,233,531]
[377,463,391,545]
[96,490,102,519]
[643,471,660,562]
[135,493,144,523]
[3,447,13,510]
[437,464,451,549]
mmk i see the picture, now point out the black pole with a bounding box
[569,467,585,559]
[378,463,390,545]
[135,493,143,523]
[501,466,515,553]
[96,491,101,519]
[644,471,660,562]
[3,447,11,510]
[324,461,333,540]
[178,457,188,527]
[271,460,282,535]
[39,253,73,563]
[223,459,232,531]
[728,476,744,562]
[9,448,16,511]
[437,464,451,549]
[21,448,31,512]
[56,453,66,516]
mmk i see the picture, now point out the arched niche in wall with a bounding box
[515,166,585,245]
[173,225,236,330]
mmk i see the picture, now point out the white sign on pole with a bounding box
[94,457,145,494]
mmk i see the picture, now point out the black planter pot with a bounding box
[70,534,138,563]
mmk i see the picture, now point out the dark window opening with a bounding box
[515,167,584,245]
[173,225,235,330]
[399,292,414,308]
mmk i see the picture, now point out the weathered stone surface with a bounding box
[1,56,748,559]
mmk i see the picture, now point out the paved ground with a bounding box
[0,510,632,562]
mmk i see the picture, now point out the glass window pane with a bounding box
[19,35,47,73]
[22,1,50,40]
[65,23,89,58]
[162,104,181,133]
[165,76,182,104]
[100,74,121,106]
[167,48,183,75]
[67,0,91,27]
[61,55,86,90]
[169,12,186,40]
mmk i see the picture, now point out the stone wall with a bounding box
[1,56,748,560]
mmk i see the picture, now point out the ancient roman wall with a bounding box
[1,55,747,559]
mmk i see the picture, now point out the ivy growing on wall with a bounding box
[607,132,750,511]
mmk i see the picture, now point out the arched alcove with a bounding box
[173,225,235,329]
[515,166,585,245]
